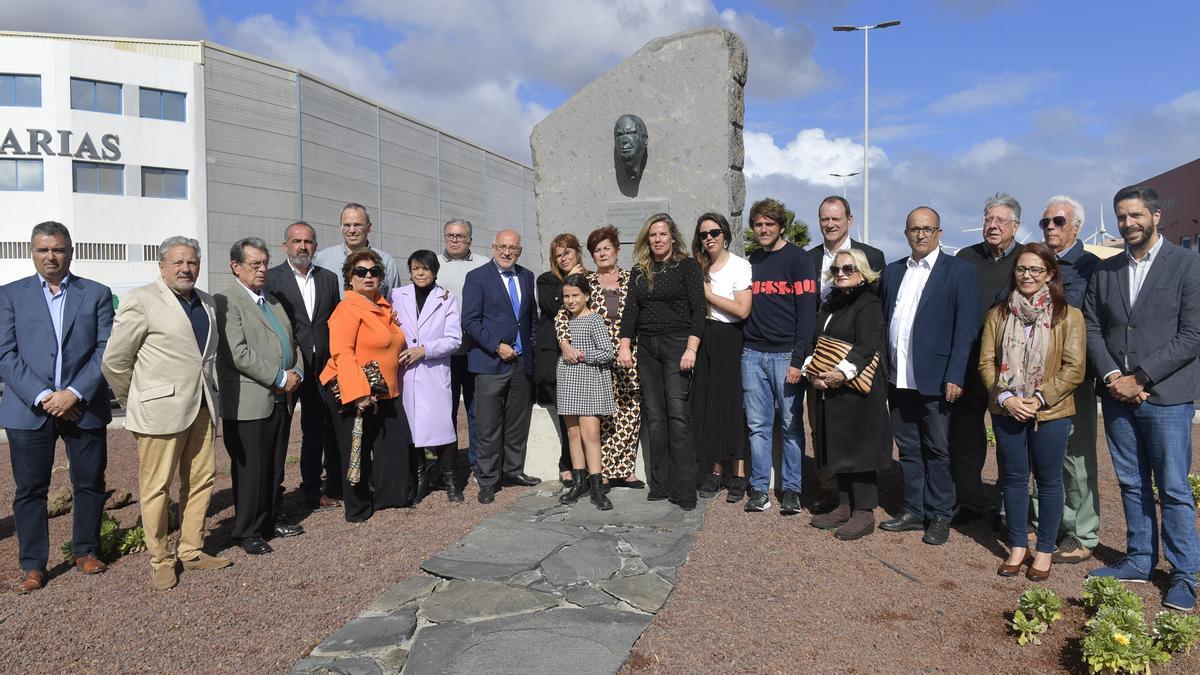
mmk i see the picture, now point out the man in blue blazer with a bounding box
[0,222,114,593]
[461,228,540,503]
[1084,185,1200,612]
[878,207,981,546]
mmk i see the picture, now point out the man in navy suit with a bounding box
[878,207,981,545]
[1084,185,1200,612]
[462,229,541,503]
[0,222,114,593]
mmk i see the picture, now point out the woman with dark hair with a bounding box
[321,249,416,521]
[616,213,706,510]
[555,225,644,490]
[981,242,1084,581]
[690,213,752,502]
[392,250,463,502]
[535,234,587,487]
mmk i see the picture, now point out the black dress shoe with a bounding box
[240,537,273,555]
[273,523,304,538]
[922,516,951,545]
[501,473,541,487]
[478,486,496,504]
[879,511,925,532]
[949,508,981,526]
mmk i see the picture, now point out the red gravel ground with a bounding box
[0,419,514,673]
[625,418,1200,674]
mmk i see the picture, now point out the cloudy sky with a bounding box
[5,0,1199,258]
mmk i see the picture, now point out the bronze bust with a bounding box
[614,114,648,187]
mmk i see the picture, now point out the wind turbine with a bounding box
[1084,201,1110,245]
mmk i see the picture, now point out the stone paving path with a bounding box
[291,484,709,674]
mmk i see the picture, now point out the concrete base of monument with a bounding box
[523,404,646,483]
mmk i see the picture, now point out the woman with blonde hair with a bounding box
[616,213,706,510]
[535,233,586,487]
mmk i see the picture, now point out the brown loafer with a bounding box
[305,494,341,511]
[997,552,1033,577]
[15,569,47,594]
[180,552,233,571]
[151,564,178,591]
[75,554,108,575]
[1027,562,1052,582]
[1051,536,1093,564]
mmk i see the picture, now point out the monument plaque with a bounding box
[605,199,670,242]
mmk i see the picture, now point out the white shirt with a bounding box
[496,261,522,305]
[288,261,316,322]
[706,253,752,323]
[1127,234,1163,307]
[819,237,853,301]
[889,247,941,390]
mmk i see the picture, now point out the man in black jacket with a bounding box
[806,196,886,513]
[265,221,343,510]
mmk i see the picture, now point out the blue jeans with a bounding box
[742,349,804,493]
[451,354,478,469]
[994,416,1071,553]
[1101,398,1200,584]
[889,388,954,520]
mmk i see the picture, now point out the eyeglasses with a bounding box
[239,260,269,270]
[1014,266,1047,277]
[341,223,367,230]
[829,264,859,276]
[444,233,469,241]
[352,266,384,279]
[906,226,940,237]
[697,229,723,240]
[983,216,1017,226]
[1038,216,1077,230]
[493,244,521,254]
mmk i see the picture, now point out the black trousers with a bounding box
[298,370,341,499]
[948,375,991,515]
[636,332,697,507]
[224,402,291,540]
[7,418,107,571]
[450,354,478,468]
[837,471,879,511]
[327,396,415,522]
[473,357,534,489]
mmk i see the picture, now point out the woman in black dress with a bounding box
[535,233,586,486]
[805,249,891,540]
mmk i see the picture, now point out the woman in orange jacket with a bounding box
[321,249,415,521]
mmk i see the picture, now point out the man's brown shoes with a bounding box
[75,554,107,575]
[15,569,47,594]
[180,552,233,571]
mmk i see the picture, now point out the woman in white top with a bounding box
[690,212,753,502]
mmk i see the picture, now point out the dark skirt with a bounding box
[691,319,746,467]
[327,396,417,521]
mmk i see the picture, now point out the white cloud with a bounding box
[957,137,1013,168]
[743,128,887,186]
[0,0,208,40]
[929,72,1057,115]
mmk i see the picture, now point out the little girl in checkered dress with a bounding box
[556,274,615,510]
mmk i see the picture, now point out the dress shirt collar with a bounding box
[1056,239,1084,261]
[986,239,1018,261]
[907,247,940,270]
[38,272,71,291]
[288,260,315,280]
[1126,233,1163,264]
[494,260,516,276]
[822,237,853,258]
[235,278,266,304]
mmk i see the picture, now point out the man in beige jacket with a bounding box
[102,236,231,590]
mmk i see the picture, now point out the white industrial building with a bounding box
[0,31,538,295]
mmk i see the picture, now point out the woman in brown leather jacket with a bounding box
[980,242,1085,582]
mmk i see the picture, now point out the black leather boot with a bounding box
[559,469,588,504]
[589,473,613,511]
[414,457,429,504]
[444,471,464,503]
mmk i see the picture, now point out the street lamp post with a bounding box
[833,19,900,246]
[828,171,860,199]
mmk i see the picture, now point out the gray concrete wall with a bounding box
[202,45,538,291]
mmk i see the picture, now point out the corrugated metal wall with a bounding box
[202,45,538,291]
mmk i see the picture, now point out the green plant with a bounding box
[1190,473,1200,504]
[1011,609,1047,646]
[60,512,145,562]
[1083,576,1135,611]
[1088,605,1147,634]
[1153,611,1200,654]
[118,524,146,556]
[986,426,996,446]
[1082,619,1170,674]
[1019,586,1063,624]
[743,209,810,256]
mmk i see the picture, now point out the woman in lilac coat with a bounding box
[392,250,463,502]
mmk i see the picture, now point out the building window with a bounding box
[139,87,186,121]
[0,241,32,259]
[0,158,44,191]
[73,161,124,195]
[143,244,160,261]
[142,167,187,199]
[0,74,41,107]
[70,77,122,114]
[75,242,128,261]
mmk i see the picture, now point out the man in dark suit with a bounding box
[1084,185,1200,612]
[950,193,1024,527]
[805,195,886,513]
[461,228,540,503]
[265,221,342,509]
[878,207,981,545]
[0,222,113,593]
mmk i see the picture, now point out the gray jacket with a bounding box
[215,282,304,421]
[1083,238,1200,406]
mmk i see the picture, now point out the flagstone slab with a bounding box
[419,580,559,624]
[310,606,418,657]
[600,572,673,613]
[539,533,623,586]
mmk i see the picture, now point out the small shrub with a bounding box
[1190,473,1200,504]
[1082,620,1170,673]
[118,524,147,556]
[1011,609,1047,646]
[1083,576,1133,611]
[1019,586,1063,624]
[1153,611,1200,654]
[986,426,997,446]
[1088,605,1147,635]
[60,512,145,562]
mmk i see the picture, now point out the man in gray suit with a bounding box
[1083,185,1200,612]
[216,238,305,556]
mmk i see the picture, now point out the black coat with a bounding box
[264,262,341,375]
[534,271,564,399]
[806,286,892,474]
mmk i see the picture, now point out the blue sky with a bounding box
[5,0,1199,258]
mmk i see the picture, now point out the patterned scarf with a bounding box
[997,285,1052,397]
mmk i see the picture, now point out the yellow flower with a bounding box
[1113,631,1131,646]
